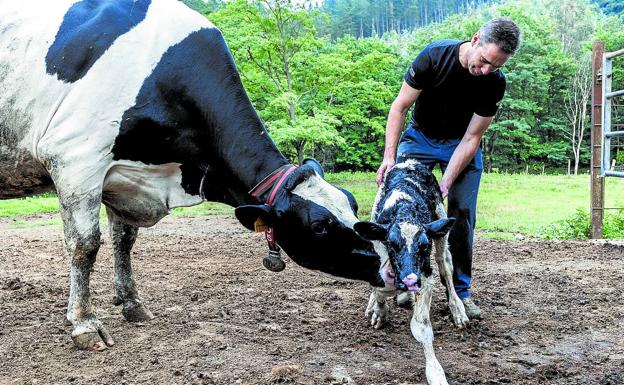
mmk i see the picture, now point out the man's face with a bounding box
[467,35,510,76]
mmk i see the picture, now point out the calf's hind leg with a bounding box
[107,208,154,322]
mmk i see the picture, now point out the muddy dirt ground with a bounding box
[0,214,623,385]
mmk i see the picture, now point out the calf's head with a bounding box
[354,217,454,291]
[235,160,384,287]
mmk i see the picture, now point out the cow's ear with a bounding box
[354,221,388,241]
[338,187,358,215]
[234,204,275,231]
[425,217,455,238]
[302,158,324,178]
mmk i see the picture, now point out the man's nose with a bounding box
[481,65,492,75]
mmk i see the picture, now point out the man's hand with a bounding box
[438,180,450,199]
[376,159,395,186]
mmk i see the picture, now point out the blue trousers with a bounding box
[396,125,482,299]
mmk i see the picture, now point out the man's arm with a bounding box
[376,81,422,185]
[438,113,493,198]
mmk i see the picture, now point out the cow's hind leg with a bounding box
[60,191,114,350]
[410,274,448,385]
[107,208,154,322]
[434,235,469,328]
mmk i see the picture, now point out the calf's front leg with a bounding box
[410,274,448,385]
[434,235,469,328]
[365,286,395,329]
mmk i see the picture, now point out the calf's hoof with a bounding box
[366,302,389,329]
[122,300,154,322]
[396,291,414,309]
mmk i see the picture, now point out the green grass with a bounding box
[0,192,60,217]
[329,171,624,239]
[2,172,624,238]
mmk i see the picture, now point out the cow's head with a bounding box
[235,159,384,286]
[353,217,454,291]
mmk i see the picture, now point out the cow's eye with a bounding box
[311,222,328,236]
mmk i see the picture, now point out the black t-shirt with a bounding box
[404,39,506,139]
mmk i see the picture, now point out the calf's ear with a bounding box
[425,217,456,238]
[234,204,275,231]
[354,221,388,241]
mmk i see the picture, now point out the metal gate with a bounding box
[591,42,624,239]
[601,47,624,177]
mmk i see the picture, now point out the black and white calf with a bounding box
[0,0,383,351]
[354,160,469,385]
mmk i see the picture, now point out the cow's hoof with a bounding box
[122,300,154,322]
[71,321,114,351]
[72,332,108,351]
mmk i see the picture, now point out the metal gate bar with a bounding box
[601,47,624,177]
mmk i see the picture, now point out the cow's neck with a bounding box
[202,116,289,207]
[188,30,290,206]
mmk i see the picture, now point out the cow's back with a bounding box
[0,0,214,200]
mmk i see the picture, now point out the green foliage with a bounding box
[317,0,496,39]
[540,209,624,239]
[540,209,591,239]
[179,0,220,14]
[591,0,624,15]
[205,0,622,172]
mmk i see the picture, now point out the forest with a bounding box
[181,0,624,174]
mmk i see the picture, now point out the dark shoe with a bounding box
[461,297,482,320]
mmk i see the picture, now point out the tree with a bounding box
[564,55,592,174]
[211,0,340,163]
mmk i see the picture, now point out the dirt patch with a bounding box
[0,215,623,385]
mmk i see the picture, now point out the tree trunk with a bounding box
[296,141,306,165]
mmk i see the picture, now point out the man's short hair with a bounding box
[479,17,521,55]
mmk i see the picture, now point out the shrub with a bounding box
[540,209,624,240]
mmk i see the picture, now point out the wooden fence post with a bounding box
[591,41,605,239]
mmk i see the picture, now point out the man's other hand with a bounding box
[376,160,395,186]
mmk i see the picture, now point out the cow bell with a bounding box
[263,250,286,272]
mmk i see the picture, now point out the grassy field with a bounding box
[1,172,623,238]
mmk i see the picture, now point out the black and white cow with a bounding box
[0,0,383,350]
[354,160,470,385]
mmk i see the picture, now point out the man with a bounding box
[376,17,521,319]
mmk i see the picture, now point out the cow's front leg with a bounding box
[366,286,395,329]
[60,192,114,350]
[434,236,469,328]
[107,208,154,322]
[411,275,448,385]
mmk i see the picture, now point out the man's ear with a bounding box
[425,218,456,238]
[234,204,275,231]
[472,32,479,45]
[354,221,389,241]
